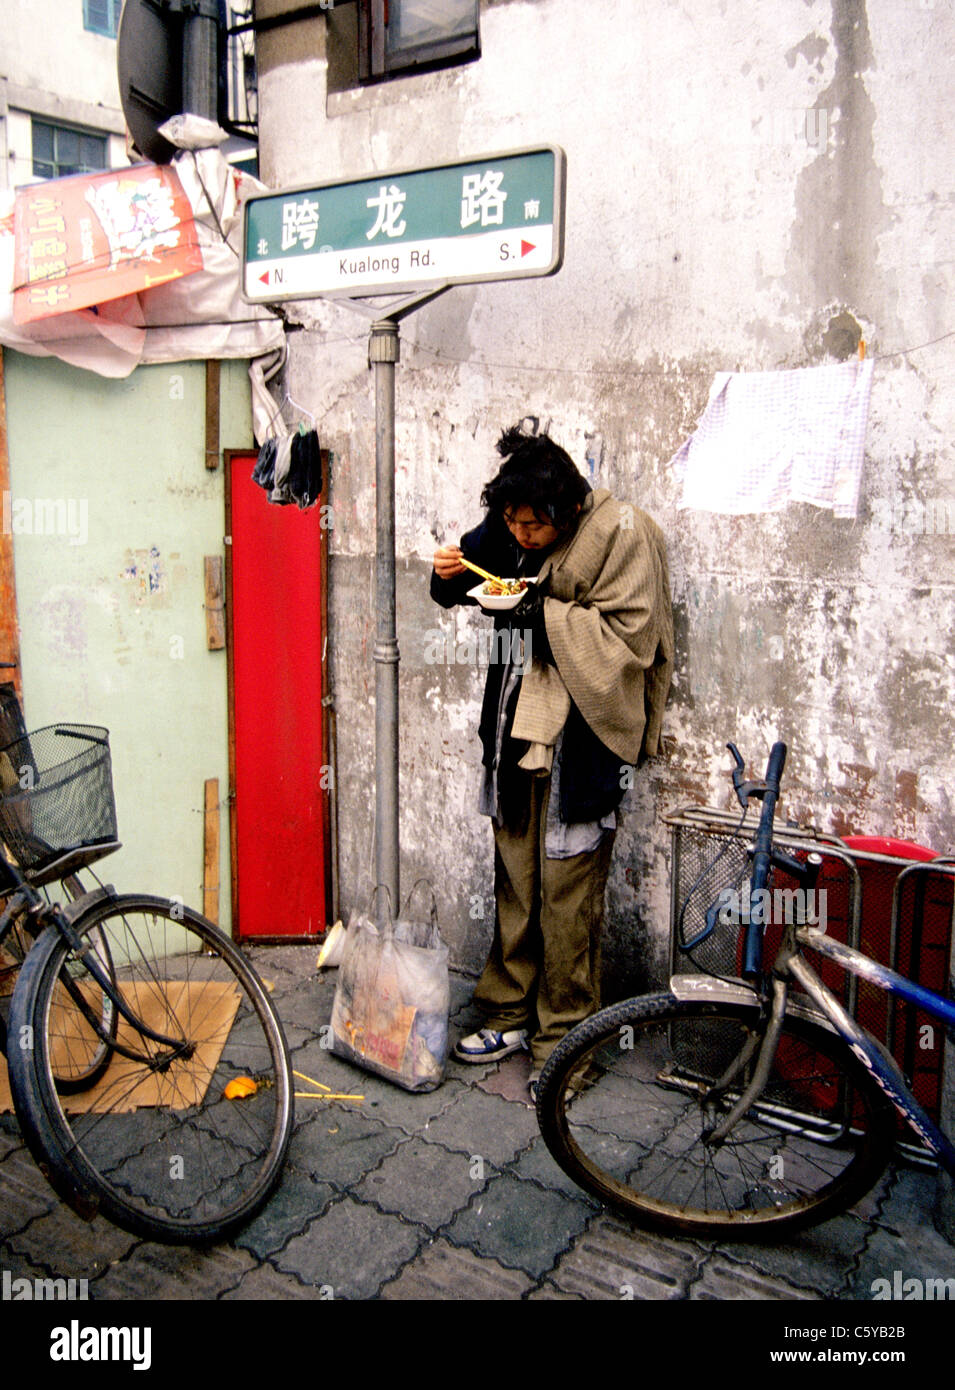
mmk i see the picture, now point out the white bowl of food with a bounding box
[468,576,535,611]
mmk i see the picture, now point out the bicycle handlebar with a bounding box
[741,740,788,978]
[765,740,787,792]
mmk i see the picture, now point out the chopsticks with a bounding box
[459,556,508,587]
[293,1068,364,1102]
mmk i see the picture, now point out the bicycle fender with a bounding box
[60,885,117,923]
[668,974,838,1034]
[669,974,757,1007]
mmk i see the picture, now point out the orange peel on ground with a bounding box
[223,1075,258,1100]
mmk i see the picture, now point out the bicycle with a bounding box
[0,722,294,1245]
[536,738,955,1238]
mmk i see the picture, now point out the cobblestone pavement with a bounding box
[2,943,954,1304]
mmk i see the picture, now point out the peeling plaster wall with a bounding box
[256,0,955,992]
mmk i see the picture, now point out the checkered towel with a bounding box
[673,359,874,517]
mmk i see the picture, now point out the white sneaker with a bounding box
[453,1027,529,1063]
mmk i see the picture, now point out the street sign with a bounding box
[242,145,565,301]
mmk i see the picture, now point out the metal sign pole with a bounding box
[369,318,400,923]
[364,287,449,925]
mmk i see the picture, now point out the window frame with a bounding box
[31,118,109,181]
[83,0,122,39]
[358,0,480,84]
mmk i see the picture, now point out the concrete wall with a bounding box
[4,352,253,926]
[254,0,955,992]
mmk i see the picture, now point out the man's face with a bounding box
[502,505,562,550]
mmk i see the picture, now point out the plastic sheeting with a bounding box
[0,149,284,379]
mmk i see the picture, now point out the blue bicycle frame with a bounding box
[710,738,955,1175]
[787,927,955,1173]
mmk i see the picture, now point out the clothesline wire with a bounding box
[397,328,955,379]
[7,284,953,382]
[275,317,955,379]
[3,322,351,345]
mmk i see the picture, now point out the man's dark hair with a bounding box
[480,424,589,530]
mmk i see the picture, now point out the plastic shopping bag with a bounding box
[330,883,449,1091]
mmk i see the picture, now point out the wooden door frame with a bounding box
[223,447,333,941]
[0,350,22,701]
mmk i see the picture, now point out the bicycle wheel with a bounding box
[536,992,896,1238]
[8,894,293,1244]
[1,899,117,1091]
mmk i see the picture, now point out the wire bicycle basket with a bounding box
[0,724,120,886]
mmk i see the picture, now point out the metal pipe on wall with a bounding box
[183,0,220,122]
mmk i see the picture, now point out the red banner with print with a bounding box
[13,163,203,323]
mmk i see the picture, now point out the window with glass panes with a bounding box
[359,0,479,81]
[83,0,121,37]
[32,120,108,179]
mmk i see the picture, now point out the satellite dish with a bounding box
[117,0,184,164]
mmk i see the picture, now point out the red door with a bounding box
[226,450,330,938]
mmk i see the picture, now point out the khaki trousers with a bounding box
[474,777,615,1070]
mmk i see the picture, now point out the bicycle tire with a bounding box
[2,901,117,1091]
[536,991,897,1238]
[8,894,294,1244]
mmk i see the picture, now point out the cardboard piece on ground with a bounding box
[0,979,240,1113]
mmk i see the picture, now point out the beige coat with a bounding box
[511,489,673,766]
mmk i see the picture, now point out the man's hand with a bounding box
[512,582,543,621]
[511,581,555,664]
[433,545,466,579]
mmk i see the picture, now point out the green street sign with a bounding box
[242,146,565,301]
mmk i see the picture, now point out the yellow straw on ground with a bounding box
[295,1091,365,1101]
[293,1069,363,1101]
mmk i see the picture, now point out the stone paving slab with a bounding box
[273,1194,425,1299]
[711,1213,873,1299]
[220,1262,336,1301]
[264,970,336,1031]
[442,1170,592,1277]
[690,1256,822,1300]
[287,1103,407,1189]
[379,1237,535,1300]
[0,1244,50,1286]
[353,1134,492,1227]
[0,1147,59,1233]
[545,1212,704,1300]
[509,1133,603,1203]
[91,1242,258,1300]
[448,975,481,1018]
[873,1165,947,1235]
[476,1048,534,1104]
[233,1173,338,1259]
[0,1121,25,1161]
[289,1034,468,1132]
[417,1085,540,1167]
[844,1214,955,1301]
[526,1278,584,1299]
[4,1197,137,1283]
